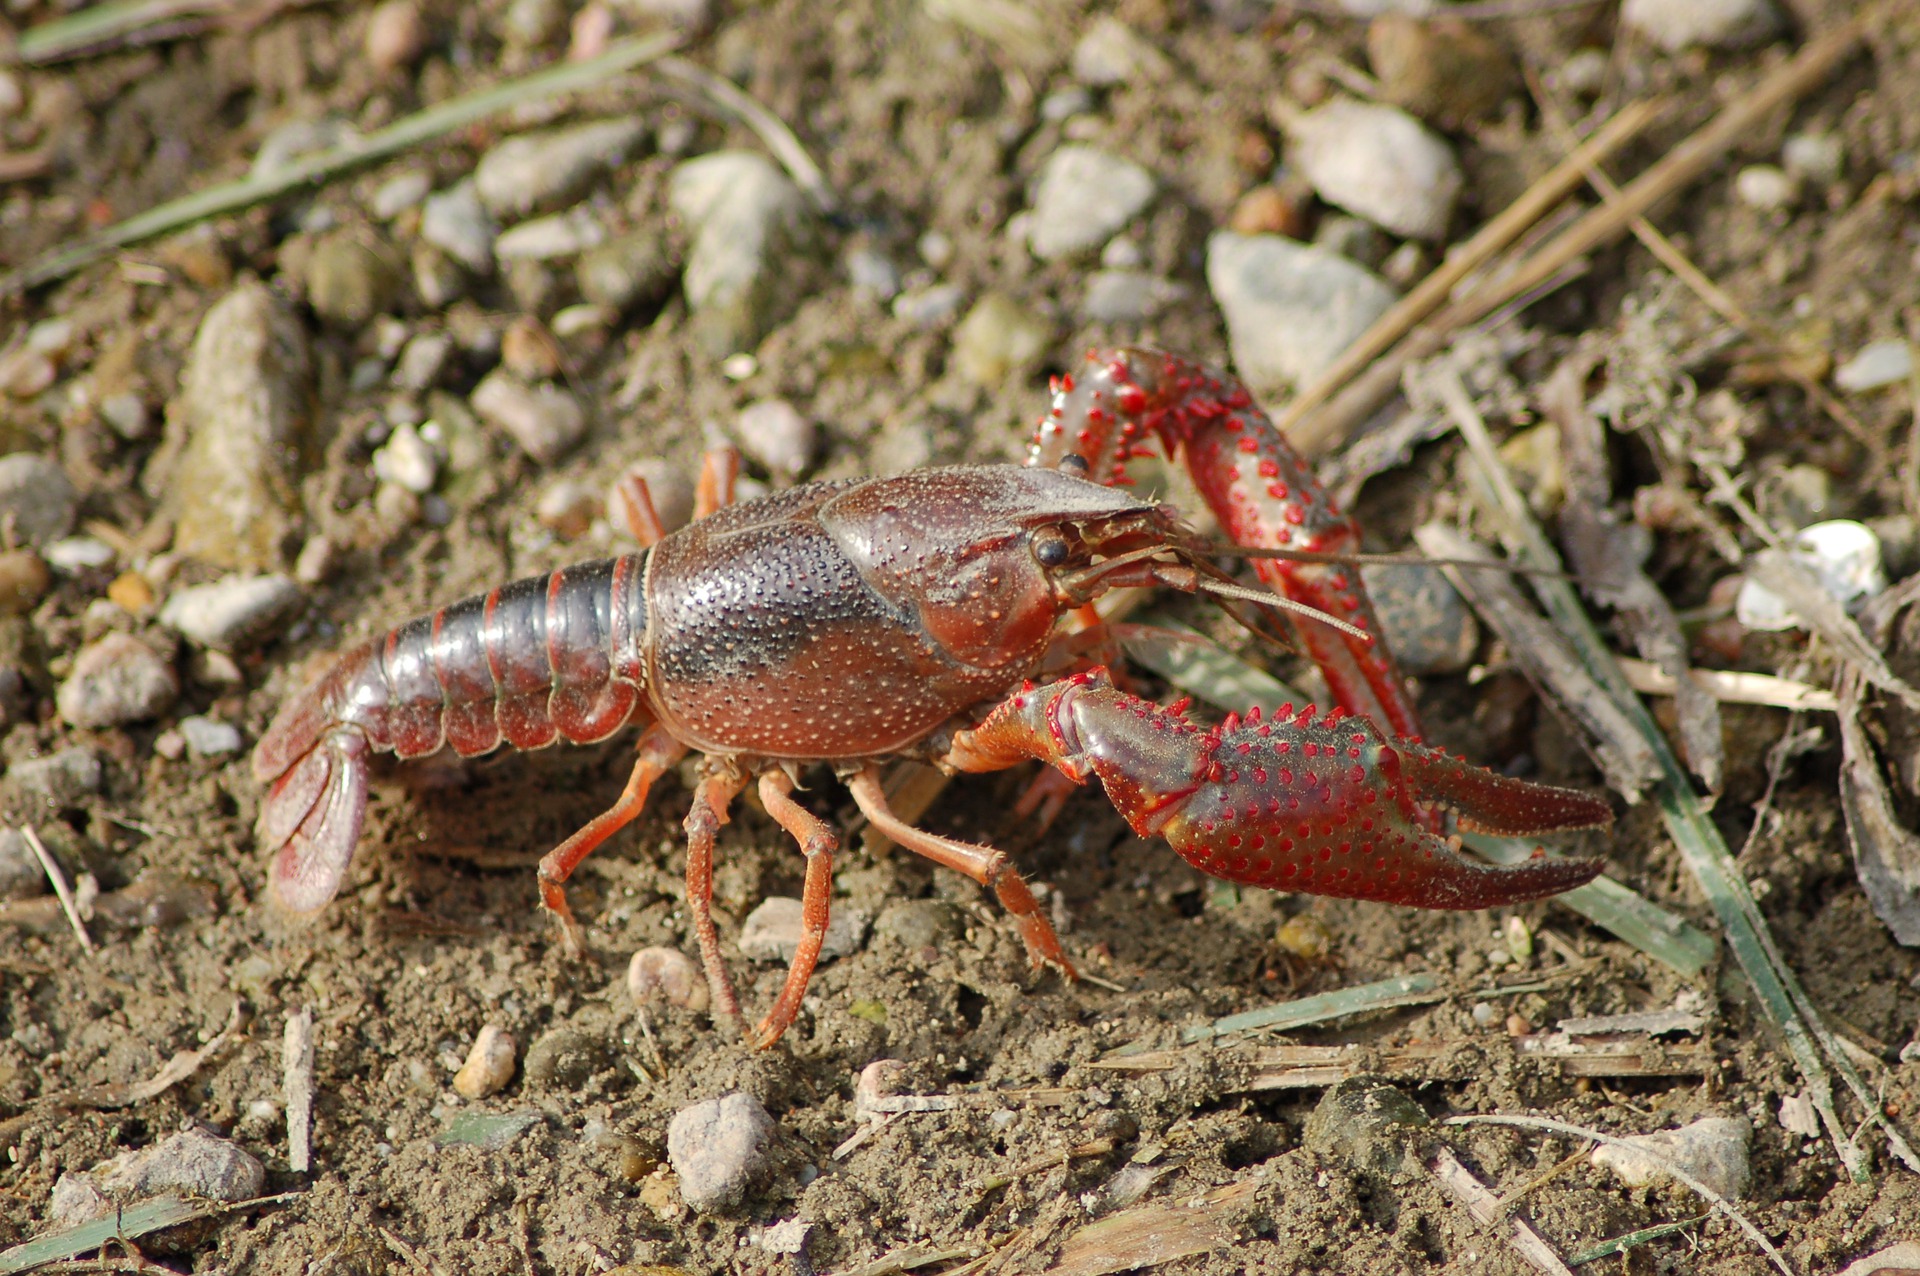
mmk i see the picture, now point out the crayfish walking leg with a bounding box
[944,670,1609,909]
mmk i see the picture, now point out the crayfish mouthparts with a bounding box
[947,669,1610,911]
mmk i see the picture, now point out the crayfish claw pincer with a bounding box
[946,670,1610,912]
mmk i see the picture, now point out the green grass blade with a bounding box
[1,30,682,297]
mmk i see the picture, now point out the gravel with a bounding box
[738,896,870,963]
[470,372,588,464]
[8,746,104,803]
[57,634,178,728]
[668,1092,777,1212]
[627,946,710,1011]
[50,1126,266,1226]
[419,180,497,273]
[669,150,817,356]
[153,281,311,571]
[1024,144,1157,262]
[732,399,816,479]
[473,118,648,221]
[1284,99,1461,240]
[452,1024,517,1099]
[160,574,302,650]
[0,454,77,547]
[1591,1116,1752,1199]
[1206,231,1397,397]
[1620,0,1781,51]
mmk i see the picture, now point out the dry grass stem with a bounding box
[1431,1146,1574,1275]
[284,1007,315,1175]
[20,825,93,955]
[1615,657,1838,712]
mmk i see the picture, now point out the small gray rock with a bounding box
[1360,562,1478,676]
[1081,270,1186,323]
[372,422,441,493]
[627,946,709,1011]
[738,897,869,963]
[576,232,680,311]
[668,1092,777,1212]
[57,635,178,729]
[522,1026,612,1089]
[952,293,1052,387]
[1206,232,1397,398]
[1733,164,1798,211]
[874,898,966,950]
[669,151,817,356]
[150,281,311,571]
[0,455,77,547]
[178,715,243,756]
[494,207,608,262]
[0,827,45,899]
[1302,1078,1430,1179]
[891,283,966,330]
[50,1126,266,1227]
[8,746,103,804]
[159,574,302,650]
[304,231,401,327]
[1782,132,1844,186]
[1070,17,1170,87]
[470,373,587,465]
[1590,1116,1752,1199]
[1835,340,1914,394]
[845,247,902,300]
[1026,145,1157,262]
[624,0,713,27]
[1620,0,1780,50]
[475,119,648,221]
[393,333,453,392]
[733,400,815,478]
[371,171,432,220]
[1286,99,1461,240]
[420,180,497,273]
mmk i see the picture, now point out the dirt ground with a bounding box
[3,0,1920,1272]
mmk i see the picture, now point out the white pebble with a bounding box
[732,400,816,478]
[57,634,178,728]
[1834,340,1913,393]
[471,373,587,465]
[1286,98,1461,240]
[45,537,116,572]
[1591,1116,1752,1199]
[178,715,243,756]
[452,1024,517,1099]
[668,1092,777,1212]
[1736,520,1886,631]
[627,947,709,1011]
[1025,145,1157,262]
[371,171,432,220]
[1782,132,1845,185]
[372,422,440,493]
[737,897,869,964]
[159,574,303,650]
[1621,0,1780,51]
[1734,164,1798,211]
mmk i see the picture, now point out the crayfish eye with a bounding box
[1032,528,1071,568]
[1056,454,1090,478]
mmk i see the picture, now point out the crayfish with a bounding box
[255,347,1611,1047]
